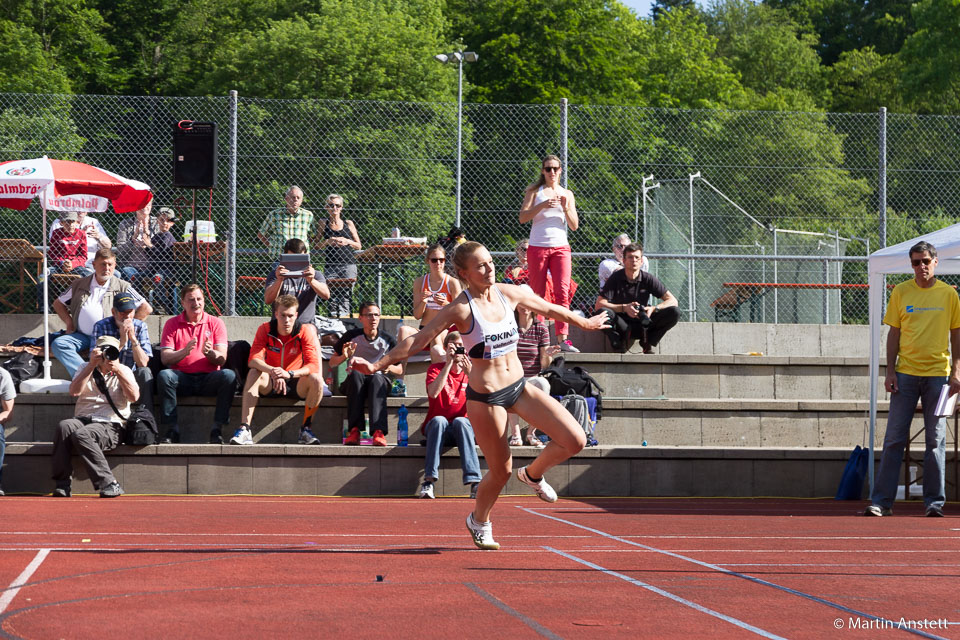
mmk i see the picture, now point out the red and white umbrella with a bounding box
[0,156,152,213]
[0,157,153,389]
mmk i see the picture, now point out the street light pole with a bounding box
[434,50,478,230]
[455,53,463,229]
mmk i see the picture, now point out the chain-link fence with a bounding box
[1,93,959,323]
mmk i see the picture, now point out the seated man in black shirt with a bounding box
[595,243,679,354]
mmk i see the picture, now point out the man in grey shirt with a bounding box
[0,367,15,496]
[330,302,403,446]
[263,237,330,325]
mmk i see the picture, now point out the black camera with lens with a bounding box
[101,344,121,361]
[637,307,650,329]
[455,346,465,355]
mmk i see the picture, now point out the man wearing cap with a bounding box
[115,200,159,283]
[52,248,153,378]
[51,334,139,498]
[92,292,155,416]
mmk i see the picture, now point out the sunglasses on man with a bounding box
[911,257,933,267]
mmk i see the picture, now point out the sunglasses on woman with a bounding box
[429,257,445,263]
[543,166,561,173]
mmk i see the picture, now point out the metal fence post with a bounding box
[688,172,700,322]
[561,98,568,189]
[878,107,887,249]
[226,90,238,315]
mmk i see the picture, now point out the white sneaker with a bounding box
[517,466,558,503]
[229,425,253,445]
[418,482,435,499]
[465,512,500,550]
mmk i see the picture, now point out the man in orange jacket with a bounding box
[234,294,324,445]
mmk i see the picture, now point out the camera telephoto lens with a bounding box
[102,345,120,361]
[637,309,652,328]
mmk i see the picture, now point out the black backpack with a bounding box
[541,356,605,420]
[1,352,41,392]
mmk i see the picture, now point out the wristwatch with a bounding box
[287,370,296,380]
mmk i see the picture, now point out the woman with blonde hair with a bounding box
[351,241,609,550]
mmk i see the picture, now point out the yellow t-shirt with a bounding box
[884,279,960,376]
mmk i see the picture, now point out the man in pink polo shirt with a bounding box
[156,284,237,443]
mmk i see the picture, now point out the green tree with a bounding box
[1,0,123,93]
[764,0,915,66]
[197,0,454,101]
[827,47,903,113]
[446,0,645,104]
[705,0,828,108]
[653,0,698,20]
[0,20,72,94]
[898,0,960,114]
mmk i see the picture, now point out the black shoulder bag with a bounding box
[92,368,158,445]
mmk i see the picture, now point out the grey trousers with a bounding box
[51,418,123,490]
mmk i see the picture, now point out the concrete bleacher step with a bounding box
[3,393,898,448]
[6,442,907,499]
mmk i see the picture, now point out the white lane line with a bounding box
[0,532,589,538]
[544,546,787,640]
[0,549,50,614]
[522,508,950,640]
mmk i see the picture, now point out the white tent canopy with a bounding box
[867,222,960,495]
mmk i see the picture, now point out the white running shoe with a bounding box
[517,466,558,503]
[466,512,500,550]
[229,425,253,445]
[418,482,435,499]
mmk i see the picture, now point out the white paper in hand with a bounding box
[934,383,958,417]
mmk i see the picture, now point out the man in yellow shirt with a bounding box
[866,241,960,517]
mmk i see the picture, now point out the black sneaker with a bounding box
[161,430,180,444]
[209,428,224,444]
[926,505,944,517]
[0,488,5,497]
[53,486,72,498]
[99,482,124,498]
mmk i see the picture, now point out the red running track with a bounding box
[0,496,958,639]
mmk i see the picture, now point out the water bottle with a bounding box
[397,404,409,446]
[391,226,401,239]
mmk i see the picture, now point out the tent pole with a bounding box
[41,206,51,380]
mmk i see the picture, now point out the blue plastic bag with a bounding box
[835,445,870,500]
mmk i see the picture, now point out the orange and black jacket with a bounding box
[248,318,321,374]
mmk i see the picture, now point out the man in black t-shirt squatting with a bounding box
[595,243,680,354]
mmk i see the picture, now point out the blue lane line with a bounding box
[543,546,787,639]
[520,507,949,640]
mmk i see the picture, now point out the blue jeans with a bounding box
[157,368,237,431]
[871,372,947,510]
[120,266,140,282]
[423,416,482,485]
[51,332,93,378]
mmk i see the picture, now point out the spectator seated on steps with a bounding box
[51,248,152,379]
[156,284,236,444]
[233,294,324,446]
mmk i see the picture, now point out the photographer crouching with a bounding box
[51,335,139,498]
[595,243,679,354]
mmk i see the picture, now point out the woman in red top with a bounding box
[49,212,89,274]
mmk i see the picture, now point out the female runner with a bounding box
[352,241,609,550]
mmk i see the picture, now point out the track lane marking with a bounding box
[522,507,950,640]
[464,583,562,639]
[544,546,786,639]
[0,549,50,615]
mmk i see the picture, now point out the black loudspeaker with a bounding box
[172,121,217,188]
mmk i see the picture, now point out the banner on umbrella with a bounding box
[41,184,109,212]
[0,160,53,200]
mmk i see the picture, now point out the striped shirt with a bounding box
[516,321,549,377]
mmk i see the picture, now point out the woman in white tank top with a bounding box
[351,242,609,551]
[519,154,579,353]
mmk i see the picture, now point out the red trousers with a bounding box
[527,244,572,337]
